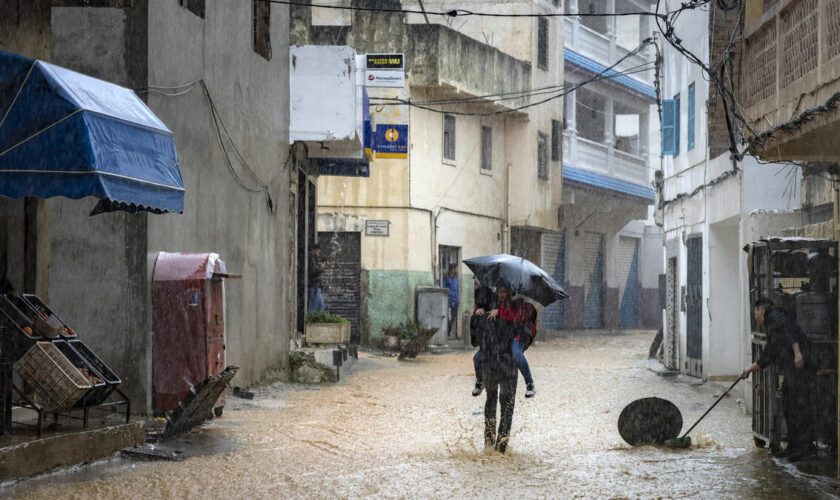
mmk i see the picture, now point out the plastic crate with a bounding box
[14,342,92,411]
[18,294,75,339]
[52,340,107,407]
[68,340,120,404]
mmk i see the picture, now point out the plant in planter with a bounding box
[381,323,411,351]
[305,312,350,345]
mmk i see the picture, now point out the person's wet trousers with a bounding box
[475,316,518,454]
[483,364,517,453]
[782,364,815,455]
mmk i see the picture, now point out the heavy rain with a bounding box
[2,0,840,498]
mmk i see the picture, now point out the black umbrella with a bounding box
[463,253,569,307]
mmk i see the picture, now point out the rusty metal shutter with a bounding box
[617,236,640,328]
[540,231,565,330]
[318,231,362,344]
[583,231,605,329]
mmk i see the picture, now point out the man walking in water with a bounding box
[472,296,521,454]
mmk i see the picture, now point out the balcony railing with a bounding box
[564,17,653,85]
[564,132,649,187]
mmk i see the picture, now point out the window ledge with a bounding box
[480,168,493,176]
[442,158,457,167]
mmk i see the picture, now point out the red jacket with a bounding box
[498,298,537,338]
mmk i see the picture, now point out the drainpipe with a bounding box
[504,161,512,253]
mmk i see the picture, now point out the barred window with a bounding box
[254,0,272,60]
[538,132,549,180]
[481,126,492,171]
[179,0,205,18]
[538,17,549,70]
[443,115,456,161]
[551,119,562,161]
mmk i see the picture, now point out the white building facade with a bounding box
[658,0,801,381]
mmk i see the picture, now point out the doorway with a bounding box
[438,245,461,339]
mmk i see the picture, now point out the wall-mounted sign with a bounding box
[366,54,404,70]
[373,124,408,159]
[365,53,405,88]
[365,220,390,236]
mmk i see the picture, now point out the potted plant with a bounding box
[305,312,350,344]
[381,325,402,351]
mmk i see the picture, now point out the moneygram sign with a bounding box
[365,53,405,88]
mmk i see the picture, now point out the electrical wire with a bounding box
[268,0,667,19]
[138,77,276,214]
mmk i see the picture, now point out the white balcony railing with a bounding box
[565,132,649,187]
[564,17,653,85]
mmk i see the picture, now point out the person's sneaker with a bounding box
[525,383,536,398]
[472,382,484,397]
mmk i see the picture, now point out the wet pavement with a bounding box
[4,331,839,498]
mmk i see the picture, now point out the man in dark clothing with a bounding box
[472,304,520,453]
[307,244,325,313]
[741,297,815,462]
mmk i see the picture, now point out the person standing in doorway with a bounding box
[442,263,460,338]
[307,244,325,313]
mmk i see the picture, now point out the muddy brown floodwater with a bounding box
[5,332,839,498]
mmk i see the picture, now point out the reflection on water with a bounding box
[6,333,838,499]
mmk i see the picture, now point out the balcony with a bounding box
[563,131,651,195]
[563,17,653,85]
[406,24,532,114]
[741,0,840,160]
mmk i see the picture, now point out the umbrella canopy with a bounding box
[0,50,185,214]
[463,253,569,307]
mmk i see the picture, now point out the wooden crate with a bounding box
[306,322,351,344]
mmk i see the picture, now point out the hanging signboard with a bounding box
[365,53,405,88]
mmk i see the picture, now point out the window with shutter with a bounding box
[688,83,695,151]
[661,99,676,156]
[674,93,681,155]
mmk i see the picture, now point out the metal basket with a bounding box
[14,342,92,411]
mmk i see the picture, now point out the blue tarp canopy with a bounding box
[0,50,184,214]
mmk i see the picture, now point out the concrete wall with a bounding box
[48,3,153,411]
[43,1,293,413]
[146,0,293,393]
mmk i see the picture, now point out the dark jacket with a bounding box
[470,286,497,347]
[475,317,519,382]
[756,306,810,371]
[308,253,323,288]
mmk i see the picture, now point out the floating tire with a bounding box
[618,397,683,446]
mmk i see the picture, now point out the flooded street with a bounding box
[6,332,838,499]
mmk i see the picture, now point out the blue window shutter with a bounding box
[661,99,676,156]
[674,93,681,155]
[688,84,695,151]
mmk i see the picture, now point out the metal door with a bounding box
[665,256,679,370]
[540,231,565,329]
[686,235,703,377]
[318,231,362,344]
[583,231,605,329]
[618,236,640,328]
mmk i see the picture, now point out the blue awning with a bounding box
[0,51,184,214]
[563,165,655,202]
